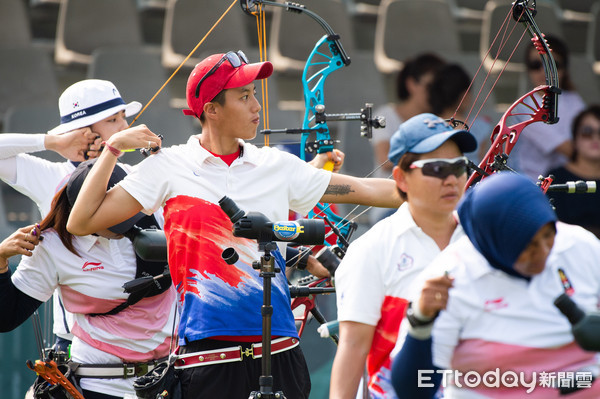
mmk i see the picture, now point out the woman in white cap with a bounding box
[0,160,175,399]
[331,113,477,399]
[0,79,142,352]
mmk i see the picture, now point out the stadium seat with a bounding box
[2,104,63,166]
[588,2,600,75]
[0,103,61,234]
[0,0,32,49]
[374,0,461,75]
[343,0,381,17]
[268,0,354,74]
[3,104,59,134]
[161,0,252,70]
[54,0,143,65]
[0,47,58,123]
[136,0,167,11]
[88,46,172,108]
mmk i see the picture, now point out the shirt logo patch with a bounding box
[484,297,508,311]
[82,261,104,272]
[397,253,414,271]
[423,117,447,128]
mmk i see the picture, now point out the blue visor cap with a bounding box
[388,113,477,165]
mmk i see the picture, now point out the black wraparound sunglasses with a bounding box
[410,156,469,179]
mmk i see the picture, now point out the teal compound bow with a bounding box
[241,0,386,258]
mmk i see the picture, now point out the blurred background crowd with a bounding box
[1,0,599,397]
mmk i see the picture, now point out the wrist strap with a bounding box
[102,141,123,157]
[406,302,436,328]
[296,247,310,270]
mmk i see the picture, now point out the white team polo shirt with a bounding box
[119,136,331,252]
[12,230,176,397]
[412,222,600,398]
[336,202,464,398]
[336,202,464,325]
[117,136,331,344]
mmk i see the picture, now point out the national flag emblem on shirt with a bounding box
[397,253,413,271]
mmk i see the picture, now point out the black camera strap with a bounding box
[89,215,171,317]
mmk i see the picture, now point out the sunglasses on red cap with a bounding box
[194,51,249,98]
[410,156,469,179]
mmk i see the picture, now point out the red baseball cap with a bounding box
[183,52,273,117]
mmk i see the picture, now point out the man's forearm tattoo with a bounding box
[324,184,354,196]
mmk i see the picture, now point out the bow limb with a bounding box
[465,0,560,188]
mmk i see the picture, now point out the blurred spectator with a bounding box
[428,63,493,164]
[514,35,586,181]
[370,53,446,224]
[547,105,600,238]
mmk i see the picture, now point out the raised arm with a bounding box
[0,224,42,272]
[0,224,44,332]
[67,125,161,236]
[320,173,402,208]
[0,129,97,161]
[44,127,100,161]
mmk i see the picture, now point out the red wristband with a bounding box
[102,141,122,157]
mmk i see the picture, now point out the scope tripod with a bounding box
[247,242,286,399]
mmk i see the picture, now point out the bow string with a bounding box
[126,0,387,258]
[243,0,386,257]
[463,0,561,189]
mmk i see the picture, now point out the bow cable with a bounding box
[453,3,528,130]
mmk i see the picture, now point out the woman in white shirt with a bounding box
[0,160,175,399]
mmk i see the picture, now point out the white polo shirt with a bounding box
[413,222,600,398]
[335,202,465,398]
[12,229,176,397]
[118,136,332,344]
[0,133,145,340]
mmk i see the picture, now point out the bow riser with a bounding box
[300,35,347,160]
[467,85,558,187]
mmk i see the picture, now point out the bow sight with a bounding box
[261,102,386,145]
[240,0,385,154]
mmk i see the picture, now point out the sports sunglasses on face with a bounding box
[410,156,469,179]
[194,50,249,98]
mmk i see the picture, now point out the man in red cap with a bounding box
[67,51,401,398]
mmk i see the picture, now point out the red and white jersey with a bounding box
[118,136,331,344]
[335,203,465,398]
